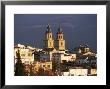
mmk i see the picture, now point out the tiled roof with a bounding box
[43,48,54,51]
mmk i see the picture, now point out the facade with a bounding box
[74,44,93,54]
[61,72,70,76]
[40,48,57,61]
[33,61,52,71]
[40,52,53,61]
[69,68,88,76]
[23,61,52,76]
[52,53,76,63]
[14,44,35,64]
[62,68,94,76]
[90,69,97,75]
[55,27,65,51]
[44,24,54,49]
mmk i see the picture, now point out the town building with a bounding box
[52,53,76,63]
[40,24,66,61]
[69,68,88,76]
[74,44,95,54]
[14,44,35,64]
[61,68,97,76]
[88,69,97,76]
[14,24,97,76]
[33,61,52,71]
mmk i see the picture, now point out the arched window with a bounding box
[50,42,51,46]
[61,36,62,39]
[61,42,63,46]
[58,36,60,39]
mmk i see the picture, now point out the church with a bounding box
[43,24,65,51]
[40,24,76,62]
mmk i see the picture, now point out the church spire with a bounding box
[46,24,51,32]
[57,25,63,33]
[44,24,54,49]
[56,25,65,51]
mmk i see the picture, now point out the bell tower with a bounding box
[44,24,54,48]
[55,26,65,50]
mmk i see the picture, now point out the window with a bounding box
[50,35,51,38]
[28,53,32,56]
[50,42,51,46]
[47,65,50,68]
[25,61,29,64]
[43,65,45,67]
[21,54,25,56]
[59,36,60,39]
[61,42,63,46]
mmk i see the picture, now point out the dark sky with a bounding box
[14,14,97,52]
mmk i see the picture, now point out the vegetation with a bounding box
[15,50,25,76]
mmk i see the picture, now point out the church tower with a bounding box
[44,24,54,49]
[55,26,65,51]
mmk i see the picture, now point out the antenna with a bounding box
[36,40,38,48]
[33,40,38,49]
[58,24,62,32]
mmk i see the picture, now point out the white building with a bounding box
[90,69,97,75]
[61,72,70,76]
[39,48,65,61]
[14,44,35,64]
[69,68,88,76]
[61,68,88,76]
[52,53,76,63]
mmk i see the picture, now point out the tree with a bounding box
[30,64,36,76]
[15,50,25,76]
[38,67,44,76]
